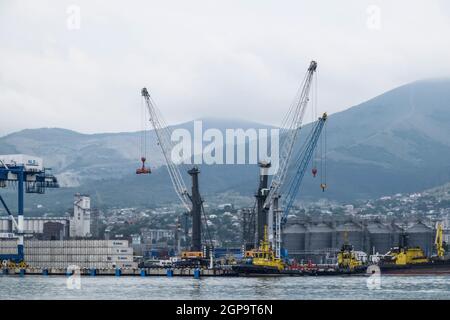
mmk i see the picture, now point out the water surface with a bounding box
[0,275,449,300]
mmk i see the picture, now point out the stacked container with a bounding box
[0,239,136,269]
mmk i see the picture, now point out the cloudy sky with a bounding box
[1,0,450,136]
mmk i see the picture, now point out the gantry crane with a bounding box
[140,88,205,256]
[0,155,59,267]
[252,61,318,258]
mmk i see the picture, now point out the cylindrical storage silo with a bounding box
[366,222,393,255]
[390,223,403,249]
[335,221,364,251]
[406,222,434,256]
[282,223,306,254]
[307,222,333,251]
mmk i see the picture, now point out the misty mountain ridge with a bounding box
[1,78,450,212]
[0,117,277,187]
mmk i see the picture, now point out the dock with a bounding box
[0,267,238,277]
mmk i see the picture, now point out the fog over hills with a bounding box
[1,79,450,213]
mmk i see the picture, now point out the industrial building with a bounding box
[141,228,175,244]
[0,193,92,240]
[282,215,436,263]
[0,217,69,239]
[69,193,91,238]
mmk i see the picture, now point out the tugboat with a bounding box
[233,228,366,276]
[232,226,285,275]
[337,237,366,274]
[377,222,450,275]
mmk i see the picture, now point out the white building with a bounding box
[141,229,175,244]
[69,193,91,238]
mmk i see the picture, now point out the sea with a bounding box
[0,275,449,299]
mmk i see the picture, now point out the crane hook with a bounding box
[136,157,151,174]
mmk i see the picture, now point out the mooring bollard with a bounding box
[42,269,49,276]
[115,268,121,277]
[140,269,146,277]
[166,269,173,277]
[194,268,200,279]
[90,268,96,276]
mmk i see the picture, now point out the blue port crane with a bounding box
[281,112,327,225]
[0,155,59,266]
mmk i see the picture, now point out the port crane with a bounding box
[140,88,205,256]
[252,61,319,258]
[0,155,59,267]
[281,112,327,225]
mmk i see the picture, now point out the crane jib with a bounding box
[263,61,318,210]
[282,113,327,222]
[141,87,192,212]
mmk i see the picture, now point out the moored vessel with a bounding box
[376,222,450,275]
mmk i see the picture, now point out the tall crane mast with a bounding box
[255,61,318,251]
[141,88,204,252]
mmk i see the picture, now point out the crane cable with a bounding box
[312,69,319,173]
[320,118,327,191]
[139,97,145,160]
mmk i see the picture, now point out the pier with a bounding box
[0,267,238,277]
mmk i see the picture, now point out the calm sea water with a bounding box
[0,275,449,300]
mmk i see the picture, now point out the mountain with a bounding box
[1,78,450,213]
[315,78,450,200]
[0,118,274,213]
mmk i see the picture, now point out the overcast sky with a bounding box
[1,0,450,136]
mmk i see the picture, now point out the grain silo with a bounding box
[390,222,404,248]
[405,222,434,256]
[282,223,307,256]
[306,222,333,251]
[334,221,364,251]
[366,221,393,255]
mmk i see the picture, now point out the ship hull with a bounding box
[378,260,450,275]
[232,264,282,276]
[232,264,367,276]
